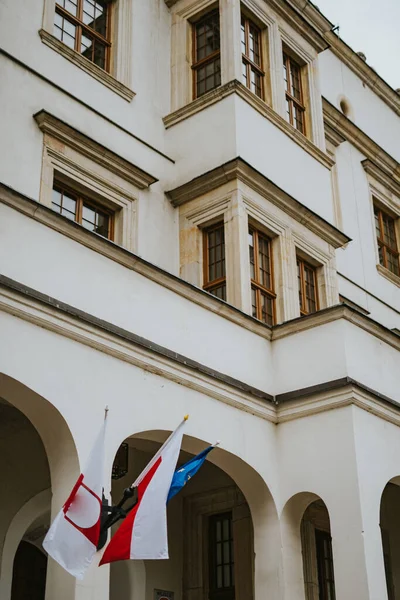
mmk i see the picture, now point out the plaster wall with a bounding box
[235,96,334,223]
[0,0,172,150]
[319,50,400,162]
[334,140,400,330]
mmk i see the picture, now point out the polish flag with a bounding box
[100,419,186,565]
[43,420,106,579]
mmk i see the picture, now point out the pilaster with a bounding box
[220,0,242,84]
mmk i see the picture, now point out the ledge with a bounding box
[3,181,400,356]
[377,264,400,288]
[39,29,135,102]
[2,273,400,426]
[323,99,400,186]
[362,159,400,201]
[164,81,334,170]
[34,109,157,189]
[166,157,350,248]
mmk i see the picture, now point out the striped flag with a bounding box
[100,418,186,564]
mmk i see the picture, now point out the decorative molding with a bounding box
[39,29,135,102]
[164,81,334,170]
[324,122,345,149]
[323,100,400,187]
[362,160,400,203]
[324,32,400,118]
[287,0,400,117]
[166,157,350,248]
[0,277,277,423]
[0,182,274,342]
[34,110,157,189]
[2,275,400,427]
[377,264,400,289]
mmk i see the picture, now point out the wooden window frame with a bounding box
[283,51,306,135]
[241,14,264,99]
[297,256,319,316]
[315,529,336,600]
[203,222,226,300]
[374,204,400,276]
[208,511,235,600]
[192,9,221,100]
[249,227,276,325]
[54,0,112,72]
[52,182,115,240]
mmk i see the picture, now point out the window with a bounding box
[192,10,221,99]
[208,512,235,600]
[249,228,275,325]
[297,257,318,316]
[374,205,400,276]
[52,183,114,240]
[315,530,336,600]
[241,15,264,99]
[54,0,111,71]
[203,223,226,300]
[283,51,305,134]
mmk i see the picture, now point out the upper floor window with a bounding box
[241,14,264,99]
[249,228,275,325]
[283,51,305,135]
[374,205,400,277]
[203,223,226,300]
[208,512,235,600]
[297,256,318,316]
[192,10,221,99]
[52,183,114,240]
[54,0,111,71]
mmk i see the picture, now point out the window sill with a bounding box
[377,263,400,288]
[39,29,135,102]
[163,80,334,171]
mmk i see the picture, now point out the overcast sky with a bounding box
[314,0,400,90]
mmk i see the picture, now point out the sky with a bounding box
[313,0,400,90]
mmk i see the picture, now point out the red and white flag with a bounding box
[43,420,106,579]
[100,418,186,565]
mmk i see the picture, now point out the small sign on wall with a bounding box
[154,590,174,600]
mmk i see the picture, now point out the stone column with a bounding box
[219,0,242,85]
[225,190,251,313]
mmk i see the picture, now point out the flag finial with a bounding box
[184,414,189,421]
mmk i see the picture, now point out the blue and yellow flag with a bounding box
[167,445,215,502]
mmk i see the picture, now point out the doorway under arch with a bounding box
[108,430,279,600]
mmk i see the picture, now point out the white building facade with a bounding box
[0,0,400,598]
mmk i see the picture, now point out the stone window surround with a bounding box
[40,0,135,101]
[34,110,157,252]
[169,0,326,151]
[179,179,339,324]
[183,486,253,600]
[364,164,400,289]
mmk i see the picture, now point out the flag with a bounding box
[100,418,186,565]
[167,445,215,502]
[43,420,106,579]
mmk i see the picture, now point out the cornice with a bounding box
[164,80,334,170]
[1,275,400,427]
[273,303,400,353]
[166,157,350,248]
[287,0,400,116]
[39,29,135,103]
[362,159,400,200]
[0,182,274,342]
[276,379,400,427]
[0,278,277,423]
[323,99,400,185]
[34,110,157,189]
[323,32,400,118]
